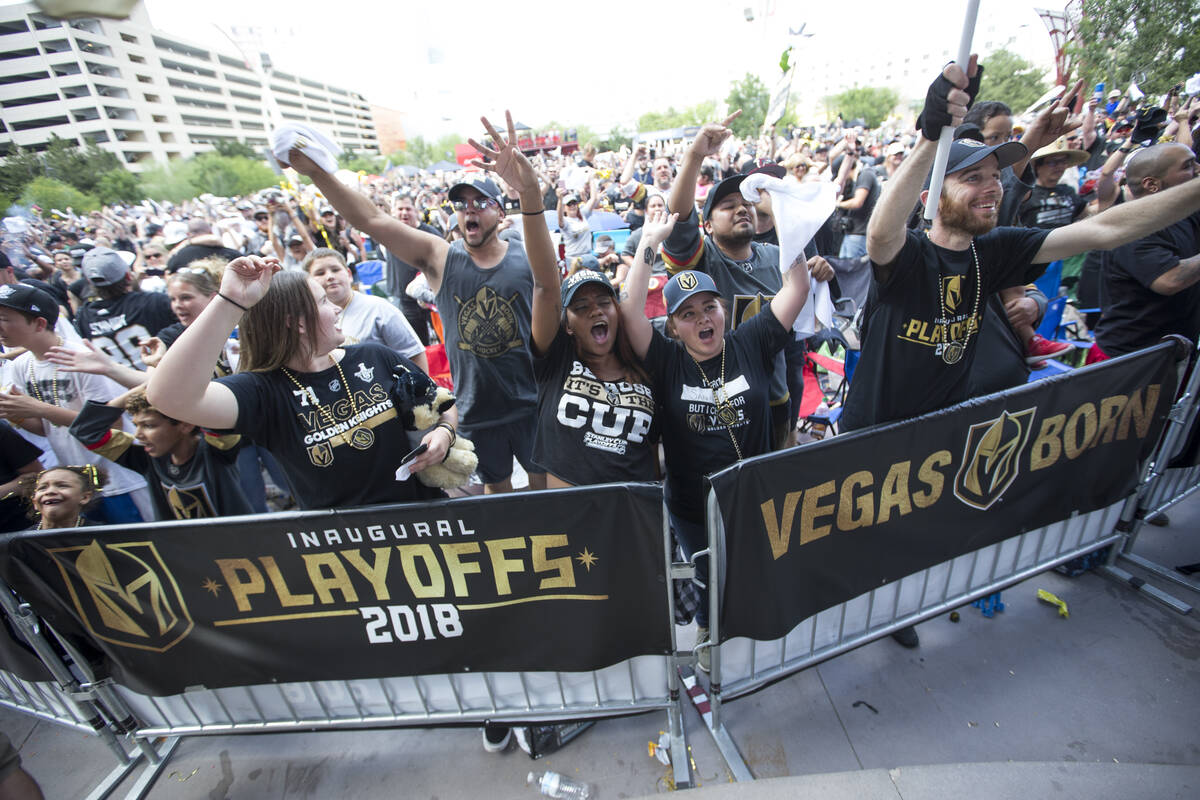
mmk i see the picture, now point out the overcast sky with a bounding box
[23,0,1062,138]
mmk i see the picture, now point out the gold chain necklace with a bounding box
[27,358,60,406]
[934,240,983,365]
[688,341,743,460]
[39,515,83,530]
[280,356,376,453]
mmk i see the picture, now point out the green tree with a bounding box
[338,149,386,174]
[93,168,142,205]
[978,48,1049,114]
[823,86,900,128]
[1069,0,1200,95]
[41,137,121,194]
[0,146,42,205]
[20,176,99,213]
[189,153,277,197]
[212,139,261,160]
[725,74,770,138]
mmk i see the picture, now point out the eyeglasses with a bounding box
[451,198,495,211]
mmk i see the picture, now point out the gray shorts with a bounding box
[460,414,539,485]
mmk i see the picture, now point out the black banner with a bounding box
[0,484,669,696]
[710,344,1178,642]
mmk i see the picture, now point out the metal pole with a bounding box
[924,0,981,221]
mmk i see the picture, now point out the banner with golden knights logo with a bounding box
[709,343,1178,642]
[0,484,669,696]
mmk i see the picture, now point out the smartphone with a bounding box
[400,442,428,465]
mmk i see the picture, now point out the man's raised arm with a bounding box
[867,58,979,272]
[286,149,449,286]
[669,112,741,219]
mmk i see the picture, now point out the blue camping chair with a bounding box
[355,259,385,288]
[1033,260,1063,300]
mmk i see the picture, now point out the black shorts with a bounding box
[460,413,540,485]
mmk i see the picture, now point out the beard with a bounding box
[937,195,998,236]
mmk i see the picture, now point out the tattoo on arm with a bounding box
[643,246,653,265]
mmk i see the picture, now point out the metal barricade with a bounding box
[0,489,694,796]
[1102,339,1200,613]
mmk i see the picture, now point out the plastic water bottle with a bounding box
[527,770,592,800]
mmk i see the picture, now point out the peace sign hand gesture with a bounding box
[468,111,538,196]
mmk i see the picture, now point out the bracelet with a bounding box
[434,421,456,448]
[521,209,546,216]
[216,292,250,313]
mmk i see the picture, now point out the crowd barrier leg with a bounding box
[0,577,179,799]
[1100,338,1200,614]
[662,504,692,790]
[700,492,753,783]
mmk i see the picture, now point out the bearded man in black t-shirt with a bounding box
[844,57,1200,647]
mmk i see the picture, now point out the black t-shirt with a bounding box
[0,422,41,532]
[218,343,440,509]
[842,167,880,236]
[966,297,1030,397]
[531,329,658,485]
[1094,210,1200,357]
[69,401,253,520]
[75,291,177,369]
[842,227,1051,431]
[646,305,790,522]
[1017,184,1088,229]
[166,243,244,271]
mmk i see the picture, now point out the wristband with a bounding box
[520,209,546,216]
[216,292,250,313]
[434,421,456,448]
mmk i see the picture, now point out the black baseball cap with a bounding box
[663,270,720,314]
[0,283,59,327]
[701,174,747,222]
[447,175,502,203]
[945,138,1027,175]
[561,268,615,307]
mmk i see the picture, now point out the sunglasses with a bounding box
[451,198,495,211]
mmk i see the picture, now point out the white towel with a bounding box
[270,123,342,174]
[740,173,836,336]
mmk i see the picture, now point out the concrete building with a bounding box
[0,1,379,171]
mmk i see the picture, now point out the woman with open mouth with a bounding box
[469,113,660,489]
[620,211,812,670]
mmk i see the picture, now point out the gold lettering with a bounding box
[341,547,392,601]
[1096,395,1127,444]
[531,534,576,590]
[216,558,264,613]
[877,461,913,524]
[439,542,483,597]
[760,491,802,560]
[1117,384,1160,440]
[914,450,952,508]
[799,480,836,544]
[1063,403,1098,459]
[259,556,315,607]
[1030,414,1064,470]
[905,319,922,337]
[485,537,526,595]
[397,544,446,598]
[302,552,359,604]
[837,471,875,531]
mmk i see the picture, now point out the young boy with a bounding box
[0,284,153,523]
[70,389,253,520]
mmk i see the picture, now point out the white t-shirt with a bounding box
[10,351,149,498]
[338,291,424,359]
[560,216,592,257]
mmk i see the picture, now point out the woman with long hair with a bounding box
[471,113,659,488]
[146,257,453,509]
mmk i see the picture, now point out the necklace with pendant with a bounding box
[281,356,375,456]
[688,341,743,460]
[934,240,983,365]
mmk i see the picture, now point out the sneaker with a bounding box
[1026,334,1072,365]
[482,722,511,753]
[891,624,920,648]
[1028,360,1048,370]
[695,626,711,673]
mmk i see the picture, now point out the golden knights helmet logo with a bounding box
[942,275,964,313]
[49,540,193,652]
[455,286,524,358]
[954,408,1036,510]
[677,272,698,291]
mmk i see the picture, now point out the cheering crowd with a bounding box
[2,56,1200,692]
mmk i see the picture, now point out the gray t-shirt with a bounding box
[435,240,537,429]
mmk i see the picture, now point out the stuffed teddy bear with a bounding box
[390,362,478,489]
